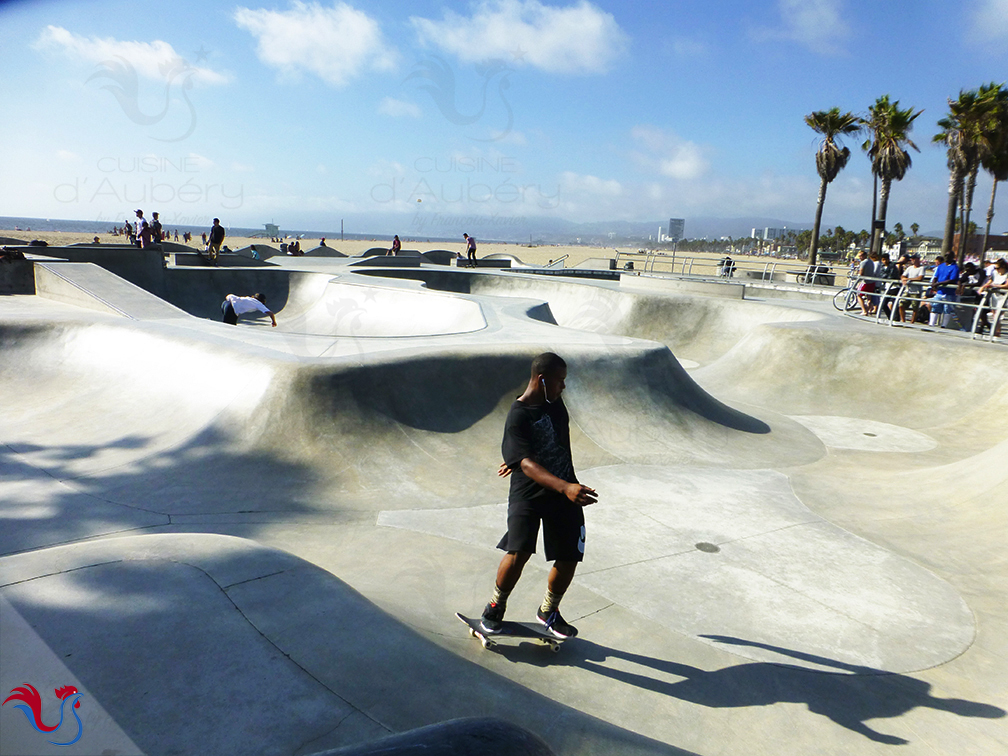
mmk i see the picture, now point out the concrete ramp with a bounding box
[34,262,187,320]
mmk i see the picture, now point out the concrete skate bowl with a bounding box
[463,273,824,365]
[277,278,486,338]
[157,269,486,337]
[3,279,1007,754]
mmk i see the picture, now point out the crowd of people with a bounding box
[113,210,195,246]
[851,249,1008,336]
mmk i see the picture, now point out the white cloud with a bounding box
[410,0,628,74]
[630,125,709,181]
[560,171,622,196]
[378,97,422,118]
[33,26,228,85]
[751,0,850,55]
[234,1,394,86]
[973,0,1008,40]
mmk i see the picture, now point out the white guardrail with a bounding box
[834,273,1007,344]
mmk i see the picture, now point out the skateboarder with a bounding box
[207,218,226,263]
[481,352,598,639]
[221,293,277,327]
[463,233,477,267]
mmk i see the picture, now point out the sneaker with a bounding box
[480,602,505,634]
[536,607,578,639]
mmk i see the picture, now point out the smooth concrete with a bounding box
[1,258,1006,756]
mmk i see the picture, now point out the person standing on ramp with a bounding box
[481,352,598,639]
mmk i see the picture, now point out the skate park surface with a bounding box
[1,250,1006,755]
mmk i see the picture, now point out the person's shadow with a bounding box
[500,634,1005,745]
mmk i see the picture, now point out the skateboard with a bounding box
[456,612,564,653]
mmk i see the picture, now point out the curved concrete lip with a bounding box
[787,415,938,453]
[378,464,974,674]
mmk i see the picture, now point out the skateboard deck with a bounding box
[456,612,564,652]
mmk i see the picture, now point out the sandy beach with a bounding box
[0,227,813,275]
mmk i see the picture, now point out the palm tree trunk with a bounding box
[960,164,979,266]
[982,178,999,260]
[941,169,961,258]
[869,171,878,253]
[809,176,828,266]
[873,179,892,257]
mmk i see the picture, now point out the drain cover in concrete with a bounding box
[788,415,938,453]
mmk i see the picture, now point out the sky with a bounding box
[1,0,1007,240]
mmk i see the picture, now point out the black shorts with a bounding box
[222,301,238,325]
[497,495,586,562]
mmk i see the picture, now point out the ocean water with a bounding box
[0,216,382,242]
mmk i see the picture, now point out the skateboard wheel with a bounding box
[469,628,477,638]
[550,643,560,653]
[481,638,492,649]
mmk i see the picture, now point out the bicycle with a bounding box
[832,285,860,312]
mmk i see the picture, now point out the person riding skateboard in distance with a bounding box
[481,352,598,639]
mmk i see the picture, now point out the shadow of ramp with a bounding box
[308,353,531,433]
[0,534,697,756]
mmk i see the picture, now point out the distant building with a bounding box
[752,227,788,241]
[668,218,685,242]
[954,232,1008,259]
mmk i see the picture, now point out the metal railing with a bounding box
[839,273,1007,343]
[612,250,844,286]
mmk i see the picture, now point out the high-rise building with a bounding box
[668,218,685,242]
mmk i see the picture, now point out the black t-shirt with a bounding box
[501,398,575,503]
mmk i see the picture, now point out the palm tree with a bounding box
[980,85,1008,258]
[804,108,861,266]
[911,222,920,237]
[935,85,1003,264]
[862,96,923,258]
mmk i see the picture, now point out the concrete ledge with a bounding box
[454,258,512,268]
[510,267,619,281]
[0,258,34,294]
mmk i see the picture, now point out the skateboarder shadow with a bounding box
[504,633,1005,745]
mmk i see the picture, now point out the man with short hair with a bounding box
[221,292,276,327]
[929,254,960,328]
[207,218,226,264]
[898,254,926,323]
[480,352,598,640]
[150,212,162,243]
[135,209,151,248]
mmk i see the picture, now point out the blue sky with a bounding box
[1,0,1007,239]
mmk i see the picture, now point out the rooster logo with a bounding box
[86,54,197,142]
[3,683,84,746]
[405,55,513,142]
